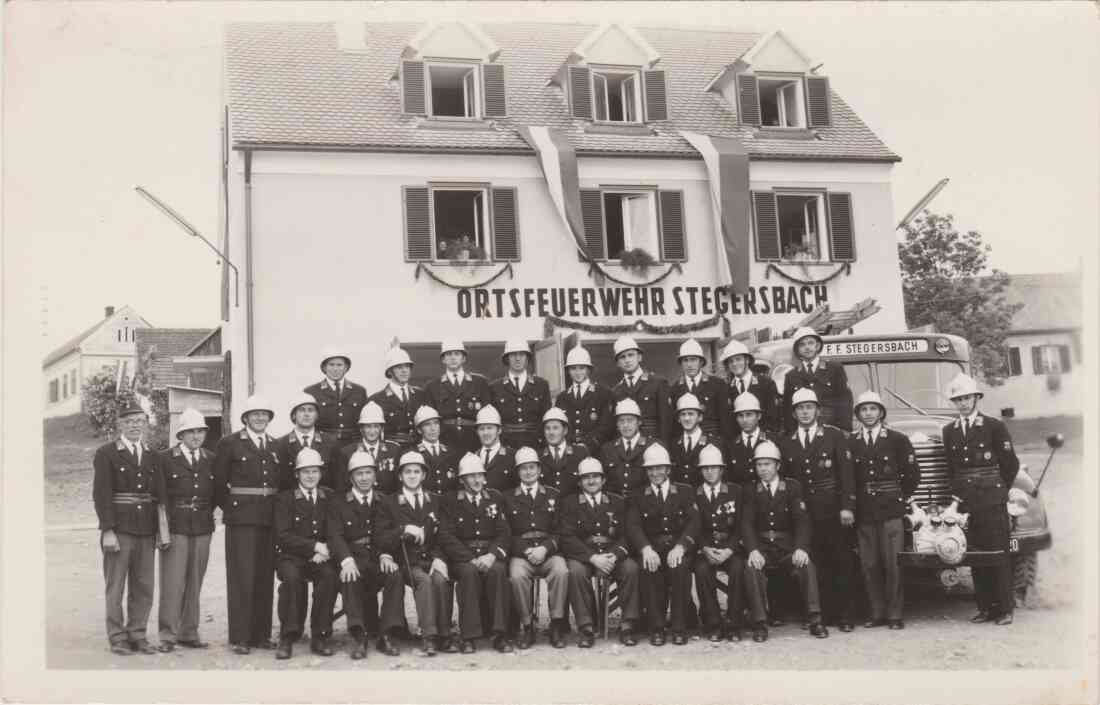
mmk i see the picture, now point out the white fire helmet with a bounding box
[854,390,887,420]
[239,395,275,424]
[696,444,725,468]
[577,457,604,476]
[542,407,569,426]
[457,453,487,479]
[642,443,672,468]
[289,393,319,418]
[677,338,706,362]
[790,388,821,407]
[347,450,377,474]
[791,326,823,351]
[440,339,467,357]
[500,338,531,364]
[565,346,593,368]
[753,440,783,464]
[383,347,414,378]
[945,373,984,401]
[398,450,427,470]
[476,404,502,427]
[414,405,441,428]
[176,408,208,438]
[675,393,704,414]
[357,401,386,426]
[513,446,540,468]
[319,348,352,372]
[733,392,762,414]
[719,339,753,365]
[614,398,642,418]
[295,447,324,471]
[612,336,641,359]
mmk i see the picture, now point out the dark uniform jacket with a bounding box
[611,371,672,442]
[330,439,402,495]
[850,425,920,522]
[625,482,700,554]
[327,488,388,565]
[369,383,429,446]
[438,488,512,563]
[303,379,368,441]
[274,486,332,559]
[376,490,445,565]
[725,430,774,485]
[414,440,462,495]
[668,431,720,487]
[669,372,728,437]
[723,374,780,434]
[942,413,1019,510]
[554,382,615,450]
[158,444,216,536]
[781,358,853,432]
[778,425,856,521]
[473,444,517,492]
[501,484,562,557]
[214,430,281,527]
[741,477,812,554]
[695,482,744,552]
[559,491,630,563]
[489,374,552,439]
[538,443,589,496]
[274,430,338,492]
[93,438,161,536]
[424,371,492,425]
[600,436,654,499]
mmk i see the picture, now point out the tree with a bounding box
[81,371,128,439]
[898,212,1022,386]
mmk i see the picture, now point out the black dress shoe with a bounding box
[672,632,687,645]
[726,626,742,643]
[809,622,829,638]
[517,625,535,650]
[109,642,133,656]
[620,628,638,646]
[157,642,175,653]
[995,612,1014,626]
[767,615,785,627]
[275,637,293,660]
[864,618,888,628]
[131,640,157,654]
[970,610,992,623]
[649,629,666,646]
[232,643,251,655]
[888,619,905,630]
[438,636,459,653]
[492,633,514,653]
[752,625,768,643]
[350,638,367,660]
[578,627,595,648]
[252,639,278,650]
[459,638,476,654]
[311,636,335,657]
[376,634,400,656]
[707,627,724,642]
[421,637,437,656]
[838,621,855,633]
[177,639,209,649]
[549,623,566,649]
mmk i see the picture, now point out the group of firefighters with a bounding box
[92,327,1021,660]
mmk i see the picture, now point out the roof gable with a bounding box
[404,21,500,62]
[741,30,814,73]
[42,305,149,368]
[572,23,660,68]
[1000,272,1081,332]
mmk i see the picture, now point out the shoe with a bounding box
[232,643,251,655]
[109,642,133,656]
[177,639,209,649]
[838,621,855,633]
[752,625,768,643]
[578,627,595,648]
[376,634,399,656]
[767,615,785,627]
[620,627,638,646]
[864,618,888,628]
[157,642,175,653]
[672,632,687,646]
[517,624,535,650]
[809,621,829,638]
[252,639,278,650]
[707,627,724,642]
[275,637,293,660]
[421,637,437,657]
[970,610,992,623]
[459,638,476,654]
[350,637,367,660]
[726,626,742,643]
[549,622,566,649]
[130,640,157,654]
[492,633,514,653]
[995,612,1014,626]
[649,629,666,646]
[888,619,905,630]
[438,636,459,653]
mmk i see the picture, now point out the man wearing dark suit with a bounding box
[412,406,462,494]
[668,393,720,488]
[555,346,614,454]
[611,336,672,443]
[780,327,853,432]
[213,395,281,655]
[275,393,338,491]
[490,339,552,451]
[668,338,727,439]
[472,404,517,492]
[370,346,428,448]
[720,339,780,435]
[330,402,402,495]
[600,399,654,500]
[725,392,775,485]
[304,349,368,445]
[539,407,589,496]
[692,445,747,642]
[424,339,492,454]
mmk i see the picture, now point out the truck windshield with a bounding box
[875,360,966,410]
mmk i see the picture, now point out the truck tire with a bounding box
[1012,553,1038,608]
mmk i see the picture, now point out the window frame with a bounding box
[427,181,495,263]
[598,186,661,261]
[424,60,483,121]
[774,190,828,262]
[589,64,644,125]
[1034,344,1070,375]
[757,72,808,129]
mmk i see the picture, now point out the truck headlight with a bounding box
[1007,487,1030,517]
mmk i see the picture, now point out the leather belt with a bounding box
[351,536,372,546]
[442,418,476,427]
[229,487,279,496]
[586,535,612,548]
[759,530,790,541]
[520,531,549,541]
[113,492,154,504]
[465,539,491,551]
[502,423,537,433]
[172,497,211,510]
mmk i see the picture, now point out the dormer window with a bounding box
[399,23,506,120]
[427,62,481,119]
[757,74,806,128]
[592,68,642,123]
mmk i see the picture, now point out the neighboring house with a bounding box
[219,21,906,433]
[42,305,151,418]
[135,328,225,443]
[982,272,1082,419]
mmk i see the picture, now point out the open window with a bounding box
[592,69,641,123]
[431,188,489,260]
[1032,344,1072,375]
[776,193,825,261]
[603,191,658,259]
[428,63,480,119]
[403,184,519,262]
[758,75,805,128]
[752,190,855,263]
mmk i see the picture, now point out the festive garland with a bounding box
[413,261,514,290]
[586,261,682,287]
[765,262,851,285]
[545,312,725,336]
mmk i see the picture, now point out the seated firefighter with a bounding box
[560,457,641,647]
[273,448,338,659]
[692,445,747,642]
[741,441,827,642]
[327,450,405,660]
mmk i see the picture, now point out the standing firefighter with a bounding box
[851,391,919,629]
[491,339,551,451]
[156,408,215,652]
[304,349,367,444]
[725,392,773,485]
[668,393,718,488]
[473,404,516,491]
[781,327,853,432]
[275,393,336,491]
[413,405,461,494]
[555,345,614,454]
[669,338,726,439]
[93,399,164,656]
[370,346,427,448]
[425,339,492,455]
[720,339,779,434]
[943,373,1019,626]
[331,402,402,495]
[539,407,590,496]
[611,336,672,443]
[601,399,654,499]
[692,445,747,642]
[214,395,280,655]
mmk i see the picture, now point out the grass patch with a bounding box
[44,414,101,480]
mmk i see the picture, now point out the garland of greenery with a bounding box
[587,261,682,287]
[413,262,514,290]
[545,312,726,336]
[765,262,851,285]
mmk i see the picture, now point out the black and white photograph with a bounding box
[2,1,1097,703]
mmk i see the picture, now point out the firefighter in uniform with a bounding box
[424,339,491,455]
[721,339,779,434]
[275,393,337,491]
[611,336,672,443]
[472,404,517,492]
[539,407,589,495]
[742,441,826,641]
[331,402,402,495]
[156,408,215,652]
[561,457,641,647]
[692,445,747,642]
[413,405,461,494]
[504,447,569,649]
[851,391,919,629]
[669,339,726,439]
[781,327,853,432]
[668,393,718,487]
[726,392,774,485]
[369,346,428,448]
[214,395,280,654]
[555,345,614,454]
[93,399,163,656]
[438,454,514,653]
[304,349,368,444]
[273,449,338,659]
[600,399,654,499]
[491,339,551,451]
[377,451,456,655]
[626,444,700,646]
[779,388,857,632]
[328,450,406,659]
[943,373,1019,626]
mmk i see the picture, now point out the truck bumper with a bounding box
[898,529,1052,568]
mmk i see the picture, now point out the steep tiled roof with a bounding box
[1001,272,1081,333]
[42,305,149,369]
[136,329,214,389]
[225,22,899,162]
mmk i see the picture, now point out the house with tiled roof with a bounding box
[135,328,226,440]
[42,305,151,418]
[219,21,906,432]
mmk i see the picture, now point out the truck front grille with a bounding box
[911,438,953,507]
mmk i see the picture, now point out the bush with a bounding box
[81,372,127,439]
[616,247,657,273]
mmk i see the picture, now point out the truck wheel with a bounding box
[1012,553,1038,608]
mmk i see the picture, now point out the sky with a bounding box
[4,1,1097,354]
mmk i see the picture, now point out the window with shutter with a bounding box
[643,70,668,121]
[580,188,606,259]
[1031,346,1043,375]
[737,74,761,126]
[827,192,855,262]
[658,190,686,261]
[569,66,593,120]
[751,191,780,260]
[482,63,507,117]
[491,188,519,261]
[1007,347,1022,377]
[805,76,832,127]
[403,186,432,261]
[402,60,426,115]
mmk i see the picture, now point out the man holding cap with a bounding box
[425,339,492,455]
[669,339,726,439]
[491,339,551,451]
[781,327,853,432]
[369,346,427,448]
[304,349,367,445]
[611,336,671,443]
[413,406,462,494]
[539,407,590,496]
[720,340,778,434]
[276,393,336,491]
[555,345,614,455]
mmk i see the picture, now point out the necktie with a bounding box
[308,490,315,505]
[302,435,311,448]
[685,436,693,454]
[573,385,580,400]
[474,494,480,508]
[432,444,439,457]
[483,449,490,466]
[659,486,666,503]
[553,446,561,462]
[688,379,695,393]
[258,437,266,453]
[527,487,534,500]
[335,382,342,400]
[513,376,521,391]
[589,496,596,510]
[962,419,969,436]
[368,446,377,461]
[801,430,809,449]
[400,386,408,404]
[191,450,199,467]
[804,362,812,374]
[710,488,717,504]
[414,493,422,512]
[626,376,634,391]
[134,443,142,464]
[451,375,458,387]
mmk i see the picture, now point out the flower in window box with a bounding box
[616,247,656,273]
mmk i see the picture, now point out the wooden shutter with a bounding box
[643,69,668,121]
[402,60,426,115]
[580,188,605,259]
[751,191,780,260]
[1058,345,1072,372]
[737,74,761,126]
[827,192,856,262]
[658,190,686,261]
[1031,346,1042,374]
[1008,347,1022,376]
[482,63,507,117]
[403,186,432,261]
[569,65,593,120]
[491,187,519,261]
[805,76,832,128]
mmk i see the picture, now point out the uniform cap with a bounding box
[733,392,762,414]
[176,408,207,437]
[289,393,319,417]
[513,446,540,468]
[440,339,467,356]
[319,348,351,372]
[614,398,642,418]
[642,443,672,468]
[854,390,888,419]
[295,447,324,471]
[239,395,275,423]
[565,346,593,368]
[383,347,414,377]
[675,393,704,414]
[542,407,569,426]
[414,405,441,427]
[577,457,604,476]
[457,452,487,478]
[696,444,725,468]
[357,401,386,426]
[118,399,146,419]
[719,339,753,365]
[476,404,502,427]
[612,336,641,358]
[791,326,823,350]
[790,388,820,407]
[347,450,377,473]
[677,338,706,361]
[753,440,782,463]
[945,373,983,401]
[501,338,531,364]
[398,450,427,470]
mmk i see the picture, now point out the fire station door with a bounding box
[532,332,578,398]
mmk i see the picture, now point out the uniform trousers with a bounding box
[566,557,641,628]
[693,552,747,628]
[744,544,821,624]
[225,525,275,645]
[509,555,568,623]
[451,559,510,639]
[641,544,693,632]
[276,556,337,639]
[341,554,406,635]
[157,532,211,644]
[401,562,453,637]
[857,518,905,621]
[810,517,857,622]
[102,532,155,645]
[967,507,1013,614]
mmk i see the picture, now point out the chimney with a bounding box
[105,306,115,318]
